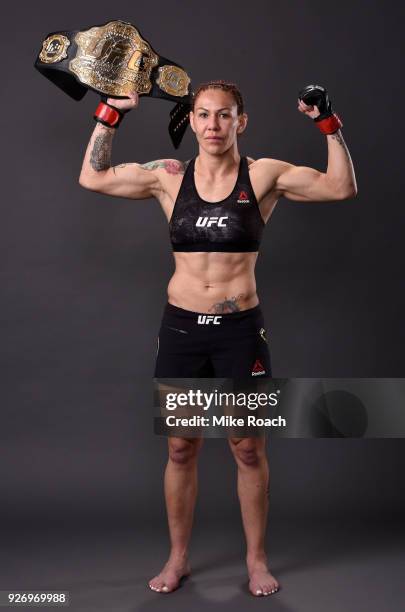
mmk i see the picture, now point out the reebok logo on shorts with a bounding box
[237,190,250,204]
[197,315,222,325]
[252,359,265,376]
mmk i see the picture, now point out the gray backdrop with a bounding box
[1,1,404,610]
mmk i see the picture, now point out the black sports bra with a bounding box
[169,156,265,252]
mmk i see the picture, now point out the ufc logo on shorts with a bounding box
[196,216,228,228]
[197,315,222,325]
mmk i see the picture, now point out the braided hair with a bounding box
[191,80,244,115]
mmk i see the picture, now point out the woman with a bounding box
[79,80,357,596]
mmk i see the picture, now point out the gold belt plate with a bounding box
[156,65,190,97]
[69,21,159,96]
[39,34,70,63]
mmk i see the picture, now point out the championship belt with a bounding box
[34,20,192,148]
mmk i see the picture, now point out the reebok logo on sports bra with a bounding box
[169,157,265,253]
[237,190,250,204]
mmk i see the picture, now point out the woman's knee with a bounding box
[229,437,265,466]
[168,437,203,465]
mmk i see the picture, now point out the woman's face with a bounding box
[189,89,247,154]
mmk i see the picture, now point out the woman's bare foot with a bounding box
[247,556,280,597]
[149,555,191,593]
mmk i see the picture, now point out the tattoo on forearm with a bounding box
[209,294,245,314]
[90,130,114,171]
[139,159,189,175]
[331,130,350,160]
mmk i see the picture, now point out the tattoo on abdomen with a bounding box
[209,294,245,314]
[90,130,114,171]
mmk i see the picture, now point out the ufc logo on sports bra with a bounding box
[197,315,222,325]
[196,216,228,228]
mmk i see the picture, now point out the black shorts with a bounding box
[154,303,271,378]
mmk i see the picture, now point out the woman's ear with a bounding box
[237,112,248,134]
[189,110,196,133]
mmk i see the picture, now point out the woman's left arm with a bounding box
[275,128,358,202]
[275,94,357,202]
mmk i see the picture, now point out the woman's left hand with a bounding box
[297,98,321,119]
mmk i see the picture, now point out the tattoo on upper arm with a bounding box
[90,130,114,171]
[112,162,137,175]
[139,160,189,175]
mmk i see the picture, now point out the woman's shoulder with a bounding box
[246,156,287,172]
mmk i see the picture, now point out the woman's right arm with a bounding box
[78,92,161,200]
